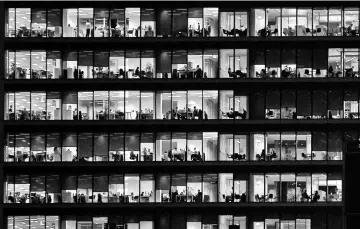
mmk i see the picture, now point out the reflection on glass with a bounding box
[203,8,218,37]
[47,9,62,37]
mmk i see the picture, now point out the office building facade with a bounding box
[0,1,360,229]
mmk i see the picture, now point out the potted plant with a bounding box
[145,61,153,78]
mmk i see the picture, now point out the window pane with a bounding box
[31,9,46,37]
[141,8,156,37]
[79,8,94,37]
[110,9,125,37]
[47,9,62,37]
[63,9,78,37]
[125,8,141,37]
[16,8,31,37]
[94,9,109,37]
[204,8,218,37]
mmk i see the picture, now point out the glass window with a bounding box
[15,216,30,228]
[125,133,140,161]
[344,88,359,119]
[156,50,171,78]
[78,8,93,37]
[297,8,312,36]
[251,9,266,36]
[329,8,343,36]
[312,173,327,202]
[203,50,218,78]
[126,50,141,79]
[235,9,248,37]
[328,89,343,119]
[15,133,30,162]
[14,175,30,203]
[187,91,202,120]
[344,48,359,78]
[94,133,108,161]
[140,174,155,202]
[155,132,171,161]
[5,51,15,79]
[6,8,15,37]
[188,8,203,37]
[281,132,296,161]
[266,8,281,36]
[31,92,46,120]
[46,132,61,162]
[313,8,328,36]
[219,133,233,161]
[266,89,280,119]
[109,91,124,120]
[220,9,234,37]
[5,133,15,162]
[187,174,202,202]
[233,133,247,161]
[155,91,171,120]
[312,90,327,119]
[203,90,218,119]
[203,8,218,37]
[265,173,280,202]
[188,50,203,79]
[109,50,125,79]
[46,50,62,79]
[125,8,141,37]
[155,8,171,38]
[234,93,248,119]
[6,176,15,203]
[328,132,343,160]
[328,48,344,77]
[281,49,296,78]
[172,50,187,79]
[47,9,62,37]
[281,173,296,202]
[171,91,187,120]
[94,9,109,37]
[218,173,233,202]
[30,51,46,79]
[296,132,312,161]
[265,132,280,161]
[250,49,265,78]
[297,49,312,78]
[171,133,186,161]
[30,133,46,162]
[109,174,124,203]
[63,50,78,79]
[220,90,234,119]
[312,132,327,160]
[94,91,109,120]
[282,8,296,36]
[327,173,342,202]
[31,9,46,37]
[94,50,109,79]
[250,133,265,161]
[235,49,248,78]
[16,50,31,79]
[62,132,77,162]
[234,173,248,202]
[141,50,155,78]
[30,175,45,203]
[297,90,311,119]
[187,133,202,161]
[46,216,60,228]
[125,174,140,203]
[139,9,156,38]
[281,89,296,119]
[63,9,78,37]
[203,132,218,161]
[16,8,31,37]
[140,92,154,120]
[93,217,108,228]
[93,175,108,203]
[78,133,93,161]
[140,133,155,161]
[250,173,264,202]
[125,91,140,119]
[156,173,170,202]
[110,9,125,38]
[78,175,93,203]
[109,133,124,162]
[265,49,281,78]
[344,8,359,36]
[173,8,187,37]
[78,50,94,79]
[62,216,76,228]
[220,49,234,78]
[78,91,94,120]
[16,92,31,120]
[296,173,312,202]
[62,92,77,120]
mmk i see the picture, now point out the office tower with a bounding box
[1,1,360,229]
